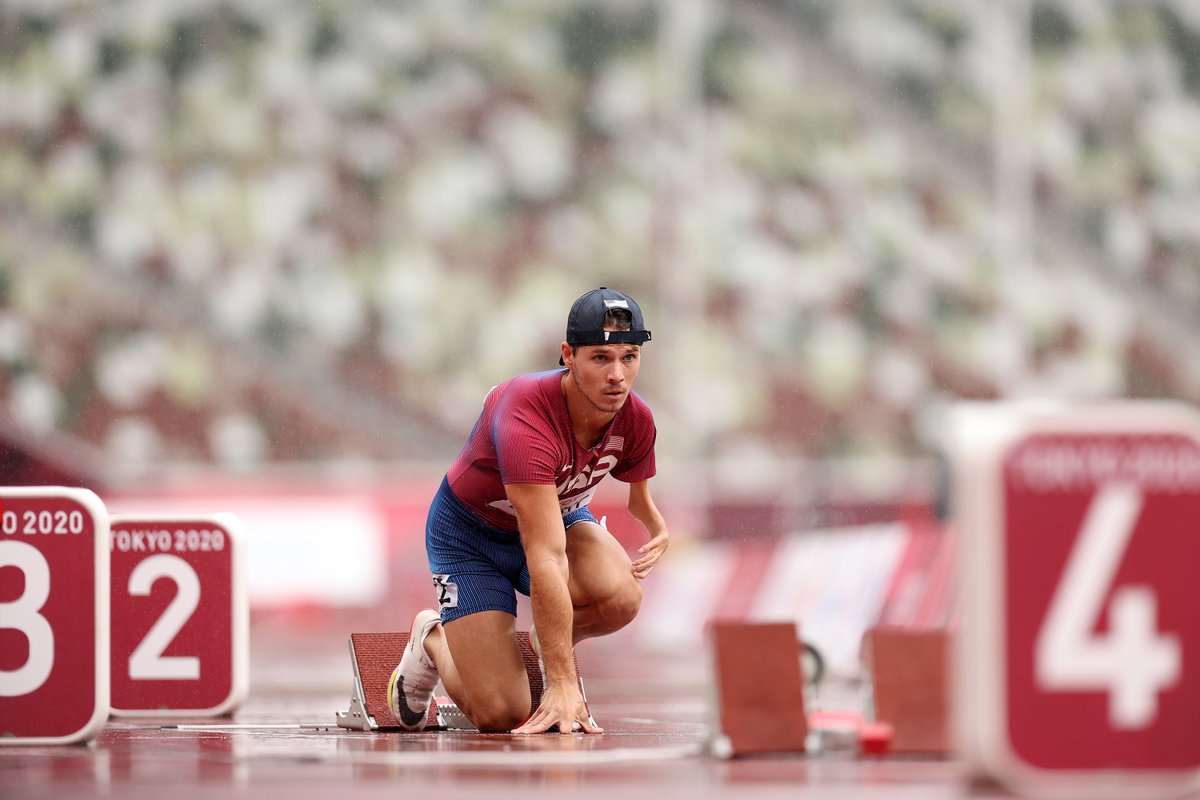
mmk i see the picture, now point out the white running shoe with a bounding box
[387,609,441,730]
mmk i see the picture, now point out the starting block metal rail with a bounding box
[336,630,578,732]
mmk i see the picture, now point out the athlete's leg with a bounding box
[421,477,536,731]
[423,611,531,732]
[564,520,643,644]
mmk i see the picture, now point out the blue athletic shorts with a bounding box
[425,477,599,624]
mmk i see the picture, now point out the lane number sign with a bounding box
[0,487,109,744]
[953,403,1200,798]
[109,514,247,716]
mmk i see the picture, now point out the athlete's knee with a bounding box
[596,578,642,631]
[468,696,529,733]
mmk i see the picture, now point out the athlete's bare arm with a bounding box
[505,482,601,735]
[627,479,669,580]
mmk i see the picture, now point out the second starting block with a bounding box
[336,630,586,731]
[863,626,951,755]
[709,621,809,757]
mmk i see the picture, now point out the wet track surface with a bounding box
[0,621,997,800]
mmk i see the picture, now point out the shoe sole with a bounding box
[386,610,441,730]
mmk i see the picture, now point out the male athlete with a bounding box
[388,287,669,734]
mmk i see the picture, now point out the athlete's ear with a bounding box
[560,342,572,367]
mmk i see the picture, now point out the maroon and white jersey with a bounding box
[446,369,657,531]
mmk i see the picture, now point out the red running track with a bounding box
[0,618,982,800]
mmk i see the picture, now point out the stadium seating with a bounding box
[1,0,1197,507]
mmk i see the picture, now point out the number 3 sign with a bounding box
[953,402,1200,798]
[109,514,247,717]
[0,488,109,744]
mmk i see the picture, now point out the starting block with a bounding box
[709,621,808,757]
[336,630,585,731]
[862,626,951,755]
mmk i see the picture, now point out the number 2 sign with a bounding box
[109,514,247,717]
[953,402,1200,798]
[0,487,109,744]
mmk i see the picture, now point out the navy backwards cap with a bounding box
[559,287,652,365]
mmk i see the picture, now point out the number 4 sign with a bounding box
[109,514,248,717]
[953,402,1200,798]
[0,487,109,745]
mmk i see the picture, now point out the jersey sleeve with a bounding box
[493,387,563,485]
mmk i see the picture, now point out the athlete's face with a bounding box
[564,342,641,415]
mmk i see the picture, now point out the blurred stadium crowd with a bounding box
[1,0,1199,492]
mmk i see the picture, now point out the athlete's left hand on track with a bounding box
[512,682,603,735]
[631,527,669,580]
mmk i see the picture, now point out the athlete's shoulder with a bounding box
[495,369,563,402]
[624,389,655,419]
[488,369,556,396]
[615,390,656,437]
[522,368,566,387]
[490,370,568,437]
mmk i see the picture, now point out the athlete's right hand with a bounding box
[512,681,603,735]
[632,523,670,580]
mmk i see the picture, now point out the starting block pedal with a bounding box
[862,626,950,755]
[709,621,808,757]
[336,630,583,731]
